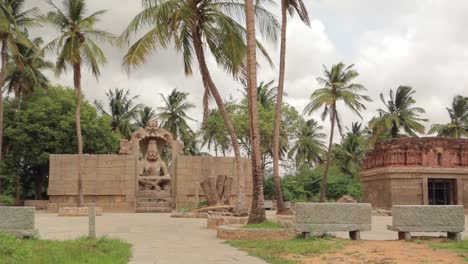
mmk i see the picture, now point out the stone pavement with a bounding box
[36,212,468,264]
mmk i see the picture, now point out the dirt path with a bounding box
[287,240,465,264]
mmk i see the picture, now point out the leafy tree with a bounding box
[333,123,368,179]
[200,108,231,156]
[304,62,371,202]
[288,119,326,168]
[44,0,114,206]
[157,88,195,141]
[0,0,36,161]
[428,95,468,138]
[274,0,310,215]
[369,86,427,141]
[136,106,156,128]
[96,88,142,139]
[2,86,119,200]
[120,0,278,216]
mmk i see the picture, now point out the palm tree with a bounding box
[429,95,468,138]
[44,0,114,207]
[5,37,52,204]
[0,0,36,161]
[333,123,367,179]
[120,0,278,216]
[369,86,427,140]
[157,88,195,141]
[273,0,310,215]
[288,119,326,168]
[201,108,231,156]
[97,88,142,139]
[304,62,371,202]
[136,106,156,128]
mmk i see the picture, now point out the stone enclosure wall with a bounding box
[172,156,253,209]
[48,154,137,212]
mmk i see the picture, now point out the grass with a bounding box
[0,195,14,206]
[0,232,132,264]
[429,240,468,262]
[227,237,345,264]
[242,220,283,229]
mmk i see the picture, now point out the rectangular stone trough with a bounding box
[295,203,372,240]
[387,205,465,240]
[0,206,37,238]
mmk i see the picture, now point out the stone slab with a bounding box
[391,205,465,229]
[0,207,37,238]
[295,203,372,233]
[387,225,464,232]
[58,207,103,216]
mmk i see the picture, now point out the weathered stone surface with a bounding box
[336,195,357,203]
[263,200,274,209]
[207,216,248,230]
[58,207,103,216]
[388,205,465,232]
[295,203,372,233]
[217,225,298,240]
[0,207,37,238]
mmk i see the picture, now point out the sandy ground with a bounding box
[286,239,466,264]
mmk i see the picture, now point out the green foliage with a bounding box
[157,88,195,141]
[0,195,14,205]
[1,86,119,198]
[265,166,361,202]
[0,232,131,264]
[429,95,468,138]
[429,239,468,261]
[243,220,283,229]
[227,238,344,264]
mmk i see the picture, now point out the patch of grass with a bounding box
[429,240,468,261]
[242,220,283,229]
[227,237,345,264]
[0,195,14,206]
[0,232,132,264]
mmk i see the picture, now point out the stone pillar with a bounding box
[88,203,96,238]
[422,177,428,205]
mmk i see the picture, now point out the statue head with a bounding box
[146,139,160,161]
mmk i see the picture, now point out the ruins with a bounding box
[47,120,253,212]
[360,137,468,209]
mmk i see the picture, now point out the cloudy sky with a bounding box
[26,0,468,142]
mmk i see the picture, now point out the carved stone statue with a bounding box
[138,139,171,193]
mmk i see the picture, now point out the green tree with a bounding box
[136,106,156,128]
[369,86,427,141]
[157,88,195,141]
[274,0,309,215]
[288,119,326,168]
[2,86,119,200]
[304,62,371,202]
[44,0,114,206]
[0,0,36,161]
[428,95,468,138]
[96,88,142,139]
[120,0,278,216]
[200,108,231,156]
[333,123,368,179]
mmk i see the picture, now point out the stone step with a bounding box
[137,197,174,203]
[136,207,172,213]
[137,192,172,198]
[137,202,171,208]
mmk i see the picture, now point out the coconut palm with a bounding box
[273,0,310,215]
[288,119,326,168]
[0,0,36,161]
[428,95,468,138]
[120,0,278,216]
[333,123,367,179]
[369,86,427,141]
[44,0,114,207]
[157,88,195,141]
[304,62,371,202]
[97,88,142,139]
[200,108,231,156]
[136,106,156,128]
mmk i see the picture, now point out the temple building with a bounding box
[360,137,468,209]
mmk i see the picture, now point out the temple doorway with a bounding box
[428,179,457,205]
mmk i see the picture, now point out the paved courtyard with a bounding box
[36,212,468,264]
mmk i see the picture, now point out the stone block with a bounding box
[0,207,37,238]
[295,203,372,233]
[58,207,103,216]
[388,205,465,232]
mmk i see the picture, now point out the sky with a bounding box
[25,0,468,143]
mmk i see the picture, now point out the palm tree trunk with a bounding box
[245,0,266,224]
[320,104,336,202]
[74,62,84,207]
[273,0,289,215]
[14,91,22,205]
[0,39,7,168]
[192,28,248,216]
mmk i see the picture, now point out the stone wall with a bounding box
[48,154,137,212]
[172,156,253,209]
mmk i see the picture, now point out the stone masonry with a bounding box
[0,207,37,238]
